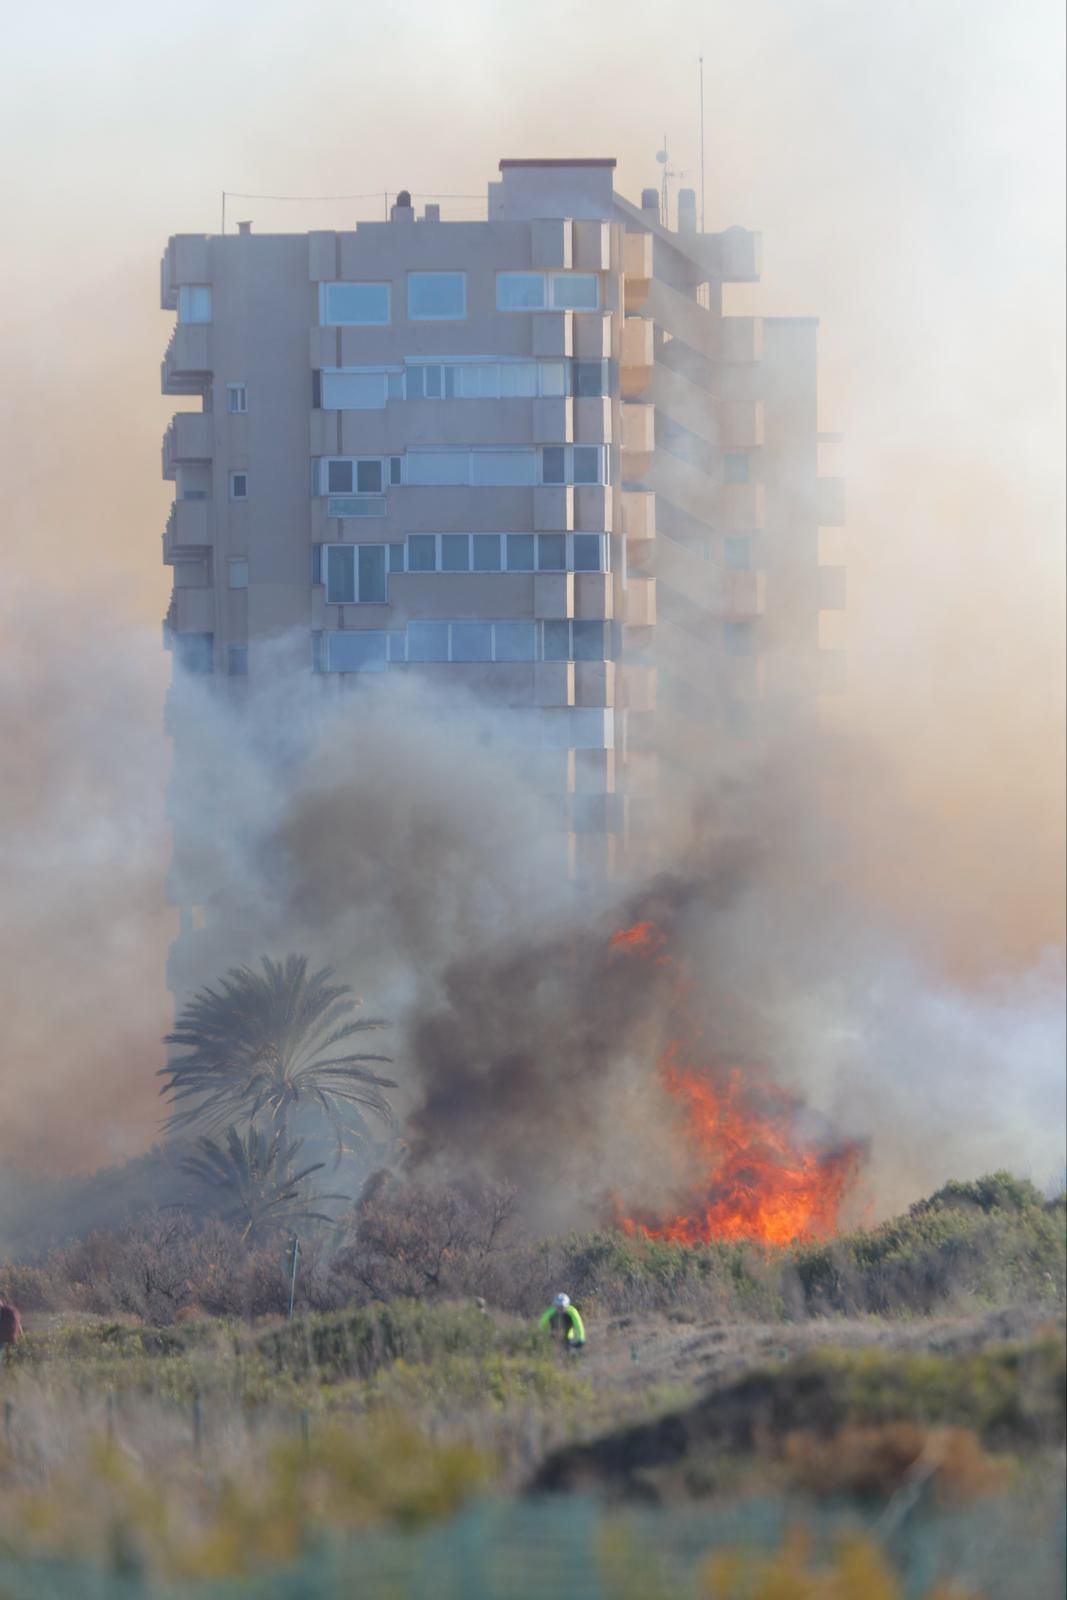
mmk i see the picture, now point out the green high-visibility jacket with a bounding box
[539,1303,586,1343]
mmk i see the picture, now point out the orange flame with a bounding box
[612,921,861,1247]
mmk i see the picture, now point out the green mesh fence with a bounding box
[0,1497,1062,1600]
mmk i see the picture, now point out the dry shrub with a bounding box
[780,1422,1007,1504]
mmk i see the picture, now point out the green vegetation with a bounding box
[160,954,396,1159]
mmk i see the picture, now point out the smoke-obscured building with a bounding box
[160,157,844,990]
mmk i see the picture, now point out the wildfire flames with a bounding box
[611,921,861,1247]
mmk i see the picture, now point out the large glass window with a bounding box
[471,450,539,487]
[572,446,601,486]
[541,447,566,485]
[407,451,469,486]
[408,535,436,572]
[541,621,570,661]
[178,285,212,323]
[494,622,536,661]
[325,545,355,603]
[538,445,606,485]
[724,452,751,485]
[451,622,493,662]
[441,534,470,572]
[356,459,383,494]
[505,534,535,572]
[573,361,606,397]
[326,632,389,672]
[497,272,547,310]
[472,534,502,572]
[537,535,566,572]
[550,273,599,309]
[327,460,354,493]
[358,544,386,602]
[321,282,391,326]
[321,370,389,409]
[408,272,467,320]
[175,632,214,673]
[572,621,606,661]
[408,622,450,662]
[572,534,602,572]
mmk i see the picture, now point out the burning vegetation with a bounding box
[610,921,863,1247]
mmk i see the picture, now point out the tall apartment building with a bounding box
[160,157,844,991]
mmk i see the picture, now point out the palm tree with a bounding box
[178,1124,345,1242]
[160,955,397,1159]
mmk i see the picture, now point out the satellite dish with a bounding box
[655,150,668,164]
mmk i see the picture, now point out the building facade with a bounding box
[160,157,844,988]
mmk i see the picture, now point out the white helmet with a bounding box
[553,1293,571,1308]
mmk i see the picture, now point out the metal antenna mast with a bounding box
[699,56,706,232]
[655,137,675,229]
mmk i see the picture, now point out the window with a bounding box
[408,272,466,320]
[325,631,389,672]
[322,544,388,603]
[542,620,570,661]
[320,458,394,496]
[227,645,248,677]
[573,361,607,397]
[724,620,753,657]
[178,285,212,323]
[320,282,391,326]
[506,534,535,572]
[321,370,390,410]
[226,383,247,414]
[388,543,405,572]
[572,534,602,572]
[494,622,537,661]
[550,273,599,309]
[537,534,566,571]
[472,534,502,572]
[408,621,450,662]
[724,452,751,485]
[725,536,752,571]
[471,450,539,486]
[572,621,607,661]
[572,446,600,485]
[405,359,562,400]
[407,451,468,487]
[408,535,436,572]
[496,272,601,312]
[497,272,546,310]
[441,534,470,572]
[175,632,213,673]
[451,622,493,662]
[229,471,248,500]
[228,558,248,589]
[539,445,607,485]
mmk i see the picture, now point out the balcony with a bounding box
[718,317,763,364]
[160,235,210,311]
[532,395,573,443]
[620,318,654,396]
[574,396,611,443]
[163,499,211,563]
[621,403,654,457]
[574,661,615,707]
[721,400,765,449]
[535,662,575,707]
[162,323,211,395]
[623,232,653,310]
[818,564,847,609]
[718,482,765,531]
[621,490,655,543]
[619,662,657,712]
[532,313,573,358]
[574,485,612,531]
[572,219,611,271]
[623,577,656,627]
[534,485,574,531]
[817,477,846,526]
[574,573,613,620]
[726,570,766,618]
[173,587,215,633]
[534,573,574,619]
[162,412,213,479]
[573,314,611,360]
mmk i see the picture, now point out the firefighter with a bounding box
[539,1292,585,1352]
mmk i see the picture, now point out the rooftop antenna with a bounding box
[698,56,706,232]
[655,138,676,230]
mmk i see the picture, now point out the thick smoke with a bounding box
[2,585,1061,1234]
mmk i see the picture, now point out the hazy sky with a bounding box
[1,0,1064,973]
